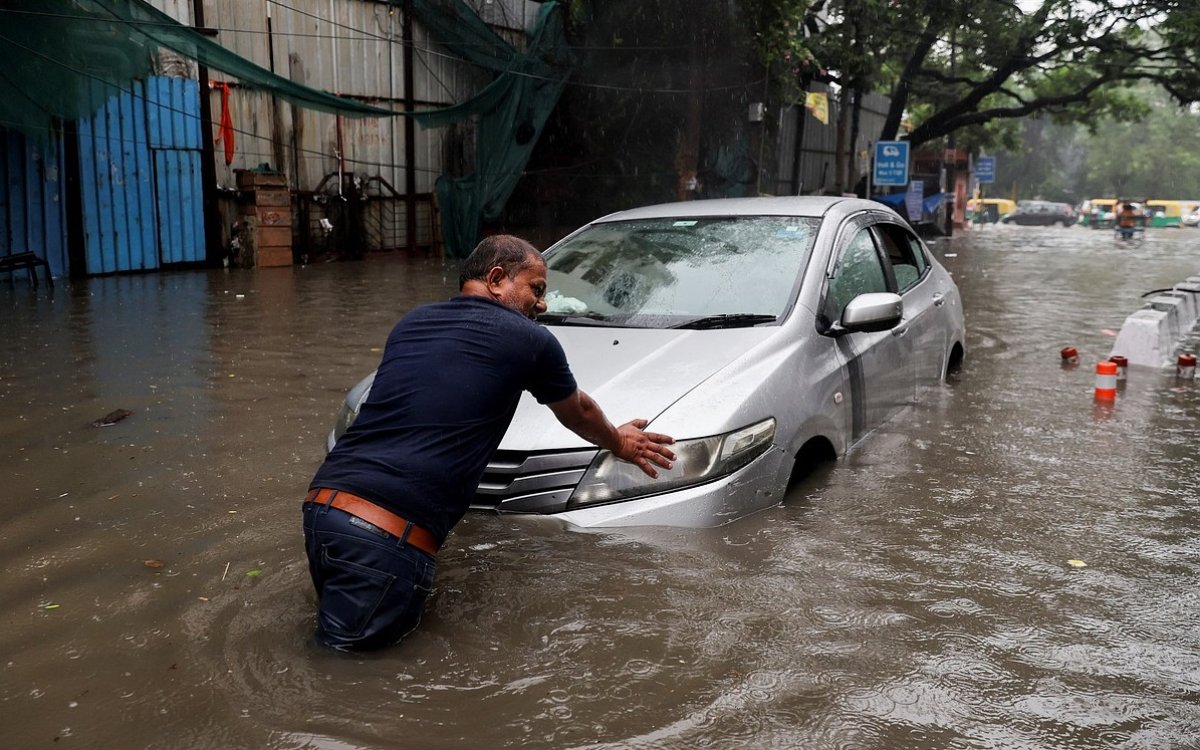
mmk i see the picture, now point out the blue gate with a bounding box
[0,131,69,279]
[78,76,205,274]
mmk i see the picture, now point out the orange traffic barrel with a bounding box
[1094,360,1118,400]
[1061,346,1079,366]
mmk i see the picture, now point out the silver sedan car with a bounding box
[329,196,965,528]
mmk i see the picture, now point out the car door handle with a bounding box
[891,324,909,337]
[932,293,946,306]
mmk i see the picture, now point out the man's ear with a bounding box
[484,266,507,290]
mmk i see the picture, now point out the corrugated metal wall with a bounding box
[773,84,892,196]
[193,0,545,253]
[79,82,159,274]
[78,76,206,274]
[199,0,539,193]
[0,131,69,279]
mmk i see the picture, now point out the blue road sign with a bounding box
[874,141,909,186]
[976,156,996,184]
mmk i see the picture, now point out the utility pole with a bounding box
[403,0,417,251]
[192,1,222,264]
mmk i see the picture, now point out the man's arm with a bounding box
[547,389,675,478]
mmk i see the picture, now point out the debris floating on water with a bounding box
[1067,559,1087,568]
[92,408,134,427]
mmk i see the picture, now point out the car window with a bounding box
[822,228,887,323]
[873,222,925,292]
[542,216,820,325]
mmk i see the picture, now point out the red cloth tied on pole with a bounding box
[213,82,235,165]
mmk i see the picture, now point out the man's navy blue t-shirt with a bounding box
[311,295,577,545]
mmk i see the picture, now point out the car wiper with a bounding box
[539,311,624,327]
[671,313,778,330]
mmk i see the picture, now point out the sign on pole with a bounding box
[976,156,996,185]
[905,180,924,222]
[874,141,910,186]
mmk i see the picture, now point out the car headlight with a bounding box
[330,375,375,447]
[567,418,776,508]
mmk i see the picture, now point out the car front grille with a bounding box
[470,448,599,514]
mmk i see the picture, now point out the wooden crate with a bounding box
[254,189,291,208]
[256,246,293,267]
[255,225,292,248]
[236,170,288,190]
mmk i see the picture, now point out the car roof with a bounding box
[590,196,883,224]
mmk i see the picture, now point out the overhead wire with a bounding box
[0,4,747,96]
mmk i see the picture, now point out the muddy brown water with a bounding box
[4,225,1200,749]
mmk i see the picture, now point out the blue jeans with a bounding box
[302,501,436,651]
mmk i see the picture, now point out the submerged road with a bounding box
[3,223,1200,748]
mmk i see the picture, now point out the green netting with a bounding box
[407,0,573,257]
[0,0,394,139]
[0,0,572,258]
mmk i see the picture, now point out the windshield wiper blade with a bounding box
[671,313,778,330]
[539,311,623,327]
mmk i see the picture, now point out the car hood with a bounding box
[500,325,778,451]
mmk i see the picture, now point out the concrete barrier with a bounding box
[1110,280,1200,368]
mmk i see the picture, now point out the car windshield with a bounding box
[540,216,819,328]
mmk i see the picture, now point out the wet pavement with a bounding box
[4,224,1200,749]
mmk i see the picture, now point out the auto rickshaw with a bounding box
[967,198,1017,224]
[1144,200,1186,228]
[1078,198,1118,228]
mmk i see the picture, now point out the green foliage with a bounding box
[991,86,1200,202]
[741,0,818,103]
[791,0,1200,149]
[1078,97,1200,199]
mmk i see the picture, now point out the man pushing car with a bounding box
[302,234,675,651]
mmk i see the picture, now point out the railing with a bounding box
[294,172,441,261]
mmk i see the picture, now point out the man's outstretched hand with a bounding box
[614,419,675,478]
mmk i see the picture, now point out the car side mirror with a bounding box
[826,292,903,336]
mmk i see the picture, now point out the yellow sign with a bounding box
[805,92,828,125]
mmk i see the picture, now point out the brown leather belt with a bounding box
[305,488,439,557]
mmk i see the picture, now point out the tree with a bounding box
[794,0,1200,151]
[984,84,1200,202]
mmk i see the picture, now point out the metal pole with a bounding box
[193,0,222,265]
[403,0,417,251]
[866,140,873,201]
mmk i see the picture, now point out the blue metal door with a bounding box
[0,130,69,278]
[78,77,205,274]
[147,77,205,266]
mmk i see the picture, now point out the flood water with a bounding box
[4,224,1200,749]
